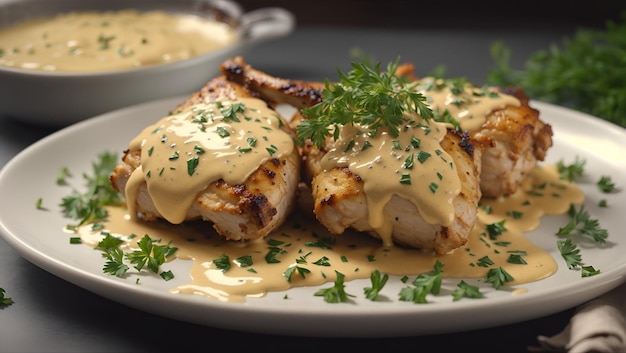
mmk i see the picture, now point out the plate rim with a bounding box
[1,97,625,337]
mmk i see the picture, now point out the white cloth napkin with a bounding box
[529,282,626,353]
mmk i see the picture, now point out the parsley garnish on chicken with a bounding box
[296,58,433,147]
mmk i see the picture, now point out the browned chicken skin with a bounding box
[302,129,483,254]
[110,74,300,241]
[110,56,552,254]
[222,56,553,199]
[473,87,553,197]
[221,56,324,109]
[216,57,485,254]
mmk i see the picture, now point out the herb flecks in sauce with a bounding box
[70,164,584,303]
[0,288,14,307]
[124,97,294,225]
[415,76,521,132]
[0,10,238,72]
[296,60,522,246]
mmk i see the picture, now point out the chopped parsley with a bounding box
[556,157,585,182]
[485,267,514,289]
[314,271,355,303]
[97,233,177,280]
[485,220,507,240]
[398,260,444,303]
[557,204,608,244]
[555,203,608,277]
[0,288,14,307]
[58,151,123,226]
[363,269,389,301]
[597,176,616,193]
[451,280,483,301]
[557,238,583,269]
[213,253,231,272]
[284,264,311,282]
[297,58,433,147]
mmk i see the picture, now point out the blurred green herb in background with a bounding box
[486,12,626,128]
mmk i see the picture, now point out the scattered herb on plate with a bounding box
[57,151,123,226]
[0,288,14,307]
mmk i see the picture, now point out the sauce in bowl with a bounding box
[0,9,239,72]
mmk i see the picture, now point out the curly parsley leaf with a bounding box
[96,233,177,280]
[485,220,507,240]
[297,57,433,147]
[597,176,617,193]
[213,253,231,272]
[398,260,444,303]
[581,265,601,277]
[557,204,608,244]
[363,269,389,301]
[556,157,585,182]
[102,247,130,277]
[126,235,177,274]
[451,280,483,301]
[485,267,514,289]
[58,151,123,226]
[284,264,311,282]
[0,288,14,307]
[557,238,583,269]
[314,271,355,303]
[96,233,129,277]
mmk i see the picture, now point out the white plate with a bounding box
[1,97,625,338]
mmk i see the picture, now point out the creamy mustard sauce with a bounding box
[0,10,238,72]
[415,77,521,131]
[124,98,294,224]
[314,78,520,245]
[74,164,583,303]
[69,84,579,303]
[320,117,459,245]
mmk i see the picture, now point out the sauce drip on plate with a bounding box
[74,164,583,303]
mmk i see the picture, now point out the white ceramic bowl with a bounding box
[0,0,295,126]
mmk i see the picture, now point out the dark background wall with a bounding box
[236,0,626,31]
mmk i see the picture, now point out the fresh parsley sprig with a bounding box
[363,269,389,301]
[557,238,601,277]
[557,204,608,244]
[485,267,514,289]
[398,260,444,303]
[314,271,355,303]
[451,280,483,301]
[297,58,433,147]
[58,151,123,226]
[556,157,585,182]
[96,233,177,281]
[126,235,178,275]
[0,288,14,307]
[555,203,608,277]
[597,176,617,193]
[557,238,583,269]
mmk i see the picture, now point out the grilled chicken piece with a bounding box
[222,58,552,199]
[221,56,416,110]
[221,56,324,109]
[398,66,553,198]
[215,57,485,253]
[301,129,483,254]
[472,87,553,198]
[109,75,300,241]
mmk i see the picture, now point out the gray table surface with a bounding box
[0,24,593,352]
